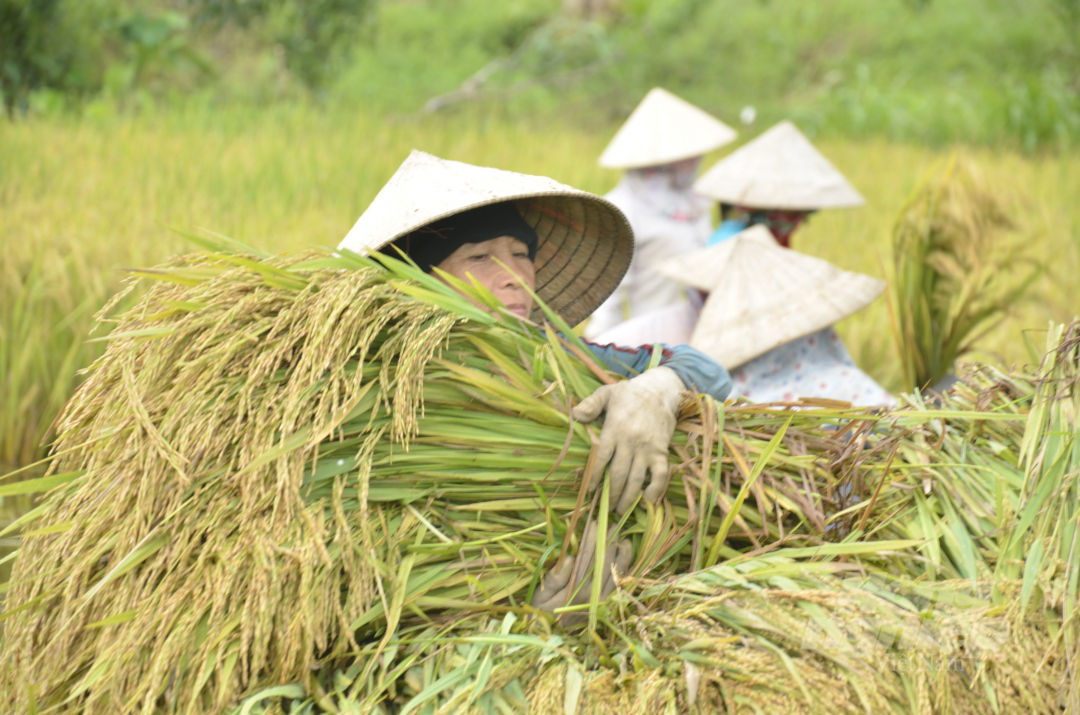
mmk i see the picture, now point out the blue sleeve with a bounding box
[580,339,732,401]
[660,344,733,400]
[707,219,748,246]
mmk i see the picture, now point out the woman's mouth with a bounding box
[506,304,529,317]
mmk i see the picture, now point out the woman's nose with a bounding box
[496,266,522,289]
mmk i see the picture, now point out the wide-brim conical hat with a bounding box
[656,225,884,368]
[338,150,634,327]
[693,121,865,210]
[598,88,737,169]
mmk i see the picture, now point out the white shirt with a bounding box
[592,298,697,347]
[584,169,712,339]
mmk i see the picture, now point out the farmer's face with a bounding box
[436,235,536,318]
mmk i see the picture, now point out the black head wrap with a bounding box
[391,201,538,273]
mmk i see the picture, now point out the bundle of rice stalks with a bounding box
[0,240,1076,714]
[265,324,1080,715]
[889,154,1040,393]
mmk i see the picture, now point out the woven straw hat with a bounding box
[338,150,634,327]
[656,225,884,368]
[598,88,738,169]
[693,121,865,210]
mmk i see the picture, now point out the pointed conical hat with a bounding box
[656,225,884,368]
[338,150,634,327]
[598,88,737,169]
[693,121,865,210]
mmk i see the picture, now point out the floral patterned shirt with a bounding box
[731,327,895,407]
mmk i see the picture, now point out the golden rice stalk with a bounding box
[0,241,1075,714]
[889,154,1040,392]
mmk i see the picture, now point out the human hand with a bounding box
[530,521,633,624]
[571,366,684,513]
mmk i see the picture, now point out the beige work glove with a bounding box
[571,365,684,514]
[531,520,633,624]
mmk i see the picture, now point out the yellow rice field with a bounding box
[1,106,1078,480]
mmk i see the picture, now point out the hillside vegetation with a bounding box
[5,0,1080,149]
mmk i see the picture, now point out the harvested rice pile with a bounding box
[0,243,1077,714]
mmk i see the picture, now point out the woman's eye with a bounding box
[469,254,489,262]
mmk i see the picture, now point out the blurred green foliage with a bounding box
[0,0,113,114]
[0,0,373,113]
[2,0,1079,150]
[331,0,1080,150]
[185,0,375,89]
[0,0,216,113]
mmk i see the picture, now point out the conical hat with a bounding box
[339,150,634,327]
[693,121,865,210]
[598,88,737,169]
[656,225,884,368]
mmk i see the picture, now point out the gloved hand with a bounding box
[531,520,633,625]
[571,366,685,514]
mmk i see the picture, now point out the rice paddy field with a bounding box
[1,101,1080,712]
[5,0,1080,708]
[1,106,1079,574]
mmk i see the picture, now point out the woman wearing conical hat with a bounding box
[582,88,737,339]
[594,225,894,406]
[695,120,864,248]
[339,150,732,618]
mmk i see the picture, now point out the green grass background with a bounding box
[17,0,1080,150]
[329,0,1080,149]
